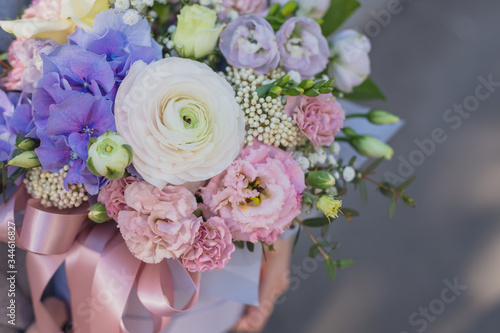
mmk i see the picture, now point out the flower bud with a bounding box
[17,138,37,151]
[336,258,355,269]
[8,150,40,169]
[367,109,400,125]
[316,196,342,221]
[87,131,132,180]
[350,135,394,160]
[173,5,224,59]
[306,171,336,189]
[88,203,112,223]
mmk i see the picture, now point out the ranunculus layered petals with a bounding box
[115,58,245,188]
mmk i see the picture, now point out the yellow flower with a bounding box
[0,0,109,44]
[316,196,342,221]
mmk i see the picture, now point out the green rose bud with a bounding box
[367,109,400,125]
[8,150,40,169]
[350,135,394,160]
[17,138,38,151]
[88,203,112,223]
[306,171,336,189]
[87,131,132,180]
[173,5,224,59]
[316,196,342,221]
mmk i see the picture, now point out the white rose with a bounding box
[114,57,245,188]
[328,29,371,93]
[0,0,108,44]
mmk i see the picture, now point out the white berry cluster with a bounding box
[223,67,304,148]
[198,0,223,11]
[292,142,341,172]
[112,0,161,25]
[23,166,88,210]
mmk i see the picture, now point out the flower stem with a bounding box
[345,113,367,119]
[303,191,320,202]
[301,223,329,260]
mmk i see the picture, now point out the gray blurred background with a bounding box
[267,0,500,333]
[1,0,500,333]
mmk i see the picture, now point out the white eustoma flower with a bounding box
[114,57,245,188]
[328,29,371,93]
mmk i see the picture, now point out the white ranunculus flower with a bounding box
[328,29,372,93]
[114,57,245,188]
[0,0,108,44]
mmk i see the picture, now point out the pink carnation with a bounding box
[98,177,138,220]
[286,94,345,150]
[3,37,58,92]
[220,0,268,19]
[182,217,235,272]
[22,0,61,21]
[117,181,202,264]
[201,143,305,244]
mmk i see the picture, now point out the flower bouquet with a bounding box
[0,0,416,332]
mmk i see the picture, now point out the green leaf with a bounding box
[389,195,397,219]
[321,0,361,37]
[256,82,275,98]
[336,258,355,269]
[321,224,330,237]
[395,175,416,191]
[261,243,267,262]
[292,226,301,254]
[342,78,387,101]
[359,179,367,205]
[362,157,384,174]
[308,241,338,258]
[324,257,337,282]
[233,241,244,249]
[341,208,360,217]
[15,133,24,146]
[348,156,356,166]
[379,182,394,198]
[340,208,359,223]
[302,217,330,227]
[246,242,255,252]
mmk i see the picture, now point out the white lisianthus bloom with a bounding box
[114,58,245,188]
[328,29,371,93]
[0,0,109,44]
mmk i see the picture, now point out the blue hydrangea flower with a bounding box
[69,9,162,84]
[0,90,35,161]
[40,44,116,97]
[35,93,115,194]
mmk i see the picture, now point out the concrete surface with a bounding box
[265,1,500,333]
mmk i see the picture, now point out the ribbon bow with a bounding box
[0,186,200,333]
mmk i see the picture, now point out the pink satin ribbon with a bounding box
[0,186,201,333]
